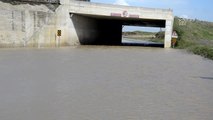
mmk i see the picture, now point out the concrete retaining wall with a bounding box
[0,1,59,47]
[1,0,59,4]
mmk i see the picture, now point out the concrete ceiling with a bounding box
[71,13,166,28]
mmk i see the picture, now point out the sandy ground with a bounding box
[0,46,213,120]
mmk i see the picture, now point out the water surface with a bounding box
[0,46,213,120]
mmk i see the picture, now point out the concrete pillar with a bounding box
[55,5,80,45]
[55,5,68,46]
[164,19,173,48]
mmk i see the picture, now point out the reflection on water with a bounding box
[122,38,164,47]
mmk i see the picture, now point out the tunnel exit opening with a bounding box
[121,18,166,47]
[122,26,165,47]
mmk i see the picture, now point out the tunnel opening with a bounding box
[121,18,166,47]
[70,13,166,47]
[122,26,165,47]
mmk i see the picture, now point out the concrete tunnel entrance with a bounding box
[70,13,166,46]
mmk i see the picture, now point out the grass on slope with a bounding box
[174,17,213,60]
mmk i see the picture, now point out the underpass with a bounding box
[56,0,174,47]
[70,13,166,45]
[0,0,173,47]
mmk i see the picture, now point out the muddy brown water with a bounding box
[0,46,213,120]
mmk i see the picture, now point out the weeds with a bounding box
[174,17,213,60]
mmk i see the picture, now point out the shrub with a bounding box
[189,46,213,60]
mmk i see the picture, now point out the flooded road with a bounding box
[0,46,213,120]
[122,38,164,47]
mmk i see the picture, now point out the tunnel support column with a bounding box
[164,19,173,48]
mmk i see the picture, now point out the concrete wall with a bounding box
[0,1,58,47]
[1,0,59,3]
[164,20,173,48]
[71,15,99,44]
[68,1,173,21]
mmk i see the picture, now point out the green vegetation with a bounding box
[123,18,213,60]
[173,17,213,60]
[122,31,164,43]
[122,31,156,36]
[151,31,165,43]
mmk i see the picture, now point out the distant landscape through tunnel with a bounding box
[122,25,165,47]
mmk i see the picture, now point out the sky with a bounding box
[91,0,213,32]
[91,0,213,31]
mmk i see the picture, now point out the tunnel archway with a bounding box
[70,13,166,47]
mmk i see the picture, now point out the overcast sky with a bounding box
[91,0,213,22]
